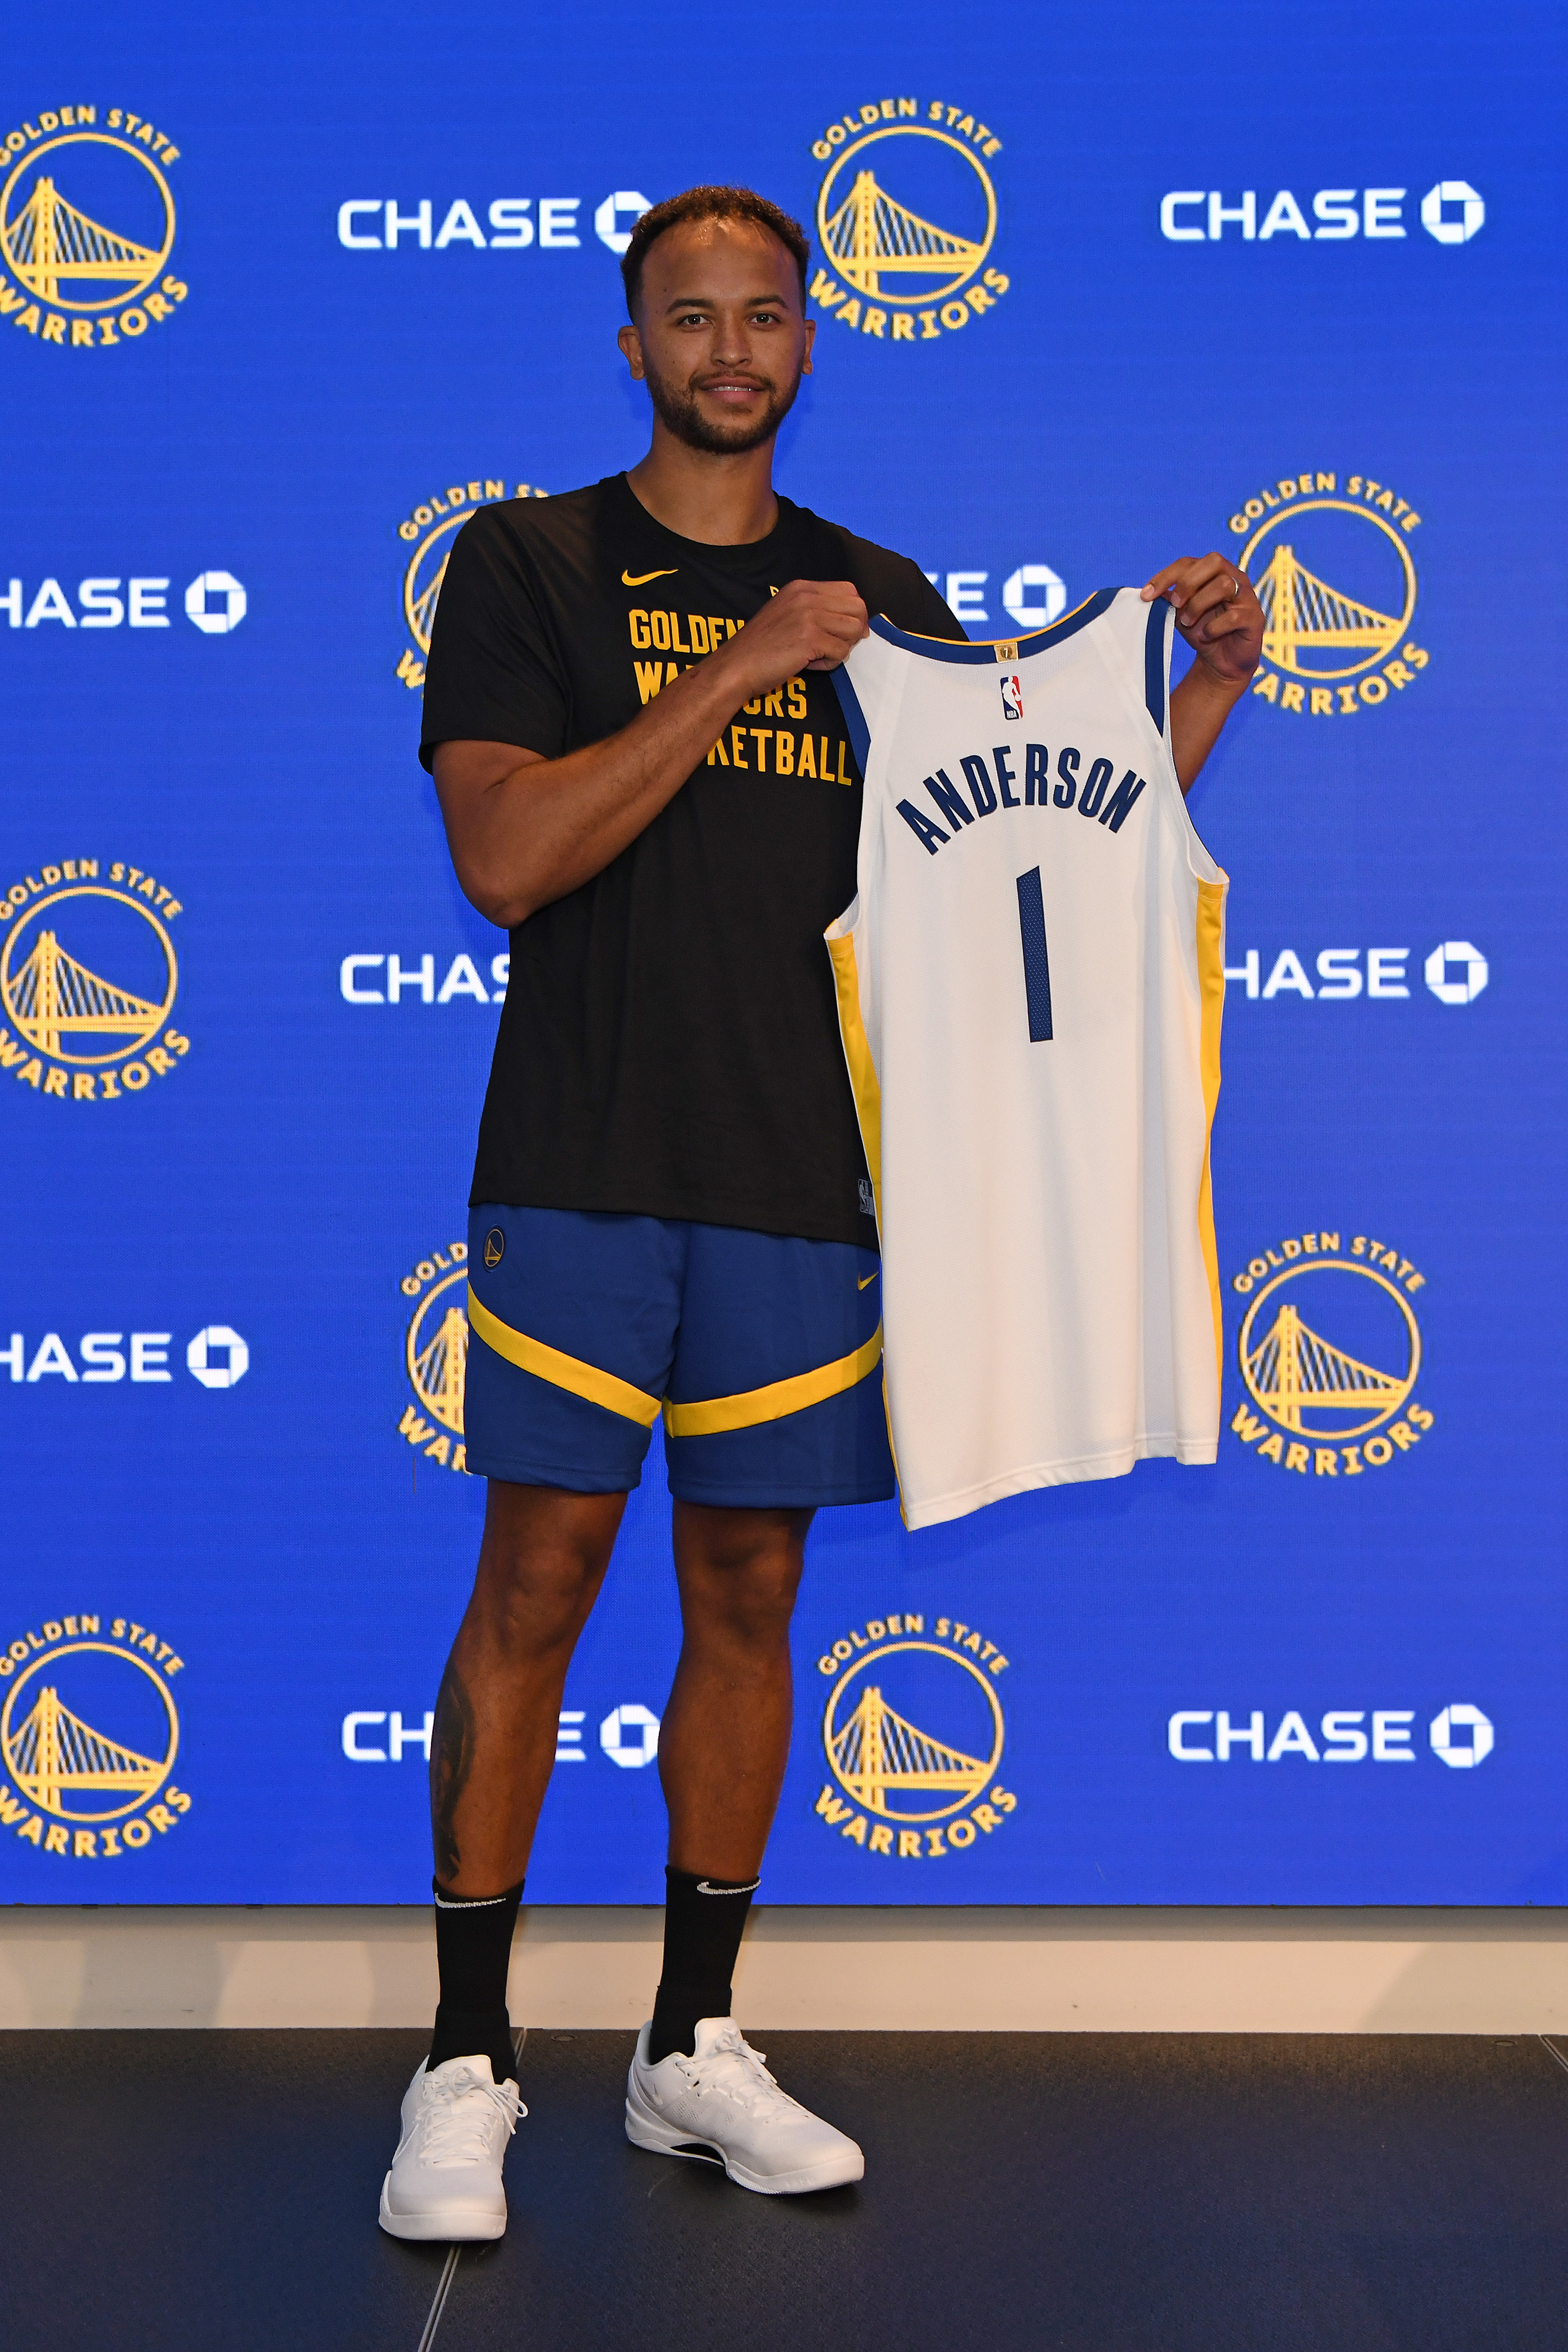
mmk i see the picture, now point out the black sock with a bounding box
[428,1876,522,2084]
[647,1865,759,2064]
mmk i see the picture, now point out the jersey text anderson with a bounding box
[897,741,1150,856]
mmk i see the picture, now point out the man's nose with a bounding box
[705,313,756,368]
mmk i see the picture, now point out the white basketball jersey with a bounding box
[826,588,1227,1529]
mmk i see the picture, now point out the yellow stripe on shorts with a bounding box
[466,1284,662,1428]
[662,1323,884,1440]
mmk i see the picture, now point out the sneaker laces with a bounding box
[677,2025,800,2119]
[409,2065,525,2167]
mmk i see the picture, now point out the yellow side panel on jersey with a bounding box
[826,932,883,1211]
[663,1323,884,1439]
[467,1284,662,1427]
[1195,879,1226,1392]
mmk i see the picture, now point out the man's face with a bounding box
[618,218,815,455]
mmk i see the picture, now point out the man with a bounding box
[380,185,1262,2240]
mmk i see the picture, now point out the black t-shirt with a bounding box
[420,473,963,1245]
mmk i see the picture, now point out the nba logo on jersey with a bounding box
[999,672,1023,721]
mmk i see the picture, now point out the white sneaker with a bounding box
[378,2053,525,2241]
[625,2017,864,2195]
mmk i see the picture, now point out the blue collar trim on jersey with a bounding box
[832,664,871,778]
[1144,596,1171,734]
[868,586,1120,664]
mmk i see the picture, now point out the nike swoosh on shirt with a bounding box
[858,1273,879,1289]
[622,567,678,586]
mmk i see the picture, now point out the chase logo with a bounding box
[813,1612,1016,1860]
[0,858,190,1104]
[808,100,1009,346]
[0,570,244,634]
[0,104,188,350]
[0,1612,191,1860]
[1224,940,1488,1007]
[1160,182,1484,247]
[1228,472,1429,717]
[393,476,549,691]
[1168,1701,1494,1768]
[2,1324,247,1388]
[1229,1228,1434,1478]
[398,1243,471,1477]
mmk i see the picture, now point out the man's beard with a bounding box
[642,356,803,454]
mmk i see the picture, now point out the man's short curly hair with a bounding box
[620,186,810,317]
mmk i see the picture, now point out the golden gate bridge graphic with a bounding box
[2,175,163,304]
[410,1297,468,1433]
[820,169,986,298]
[829,1683,993,1816]
[406,544,452,655]
[6,1685,167,1816]
[1250,543,1404,675]
[4,927,168,1059]
[1244,1301,1411,1435]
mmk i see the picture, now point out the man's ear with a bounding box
[617,321,645,381]
[800,315,816,377]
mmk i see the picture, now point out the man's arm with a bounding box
[1140,552,1264,793]
[431,578,868,928]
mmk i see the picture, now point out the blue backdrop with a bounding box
[1,1,1561,1903]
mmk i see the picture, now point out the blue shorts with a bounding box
[463,1205,895,1508]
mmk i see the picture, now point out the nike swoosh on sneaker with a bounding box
[622,567,678,586]
[857,1273,878,1289]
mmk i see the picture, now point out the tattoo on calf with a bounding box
[429,1656,477,1886]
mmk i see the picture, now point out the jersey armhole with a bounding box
[1129,594,1226,887]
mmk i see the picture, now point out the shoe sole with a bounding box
[378,2173,506,2241]
[623,2088,864,2196]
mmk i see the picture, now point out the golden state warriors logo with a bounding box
[1229,1226,1434,1477]
[1227,471,1430,717]
[0,104,188,350]
[398,1243,472,1477]
[0,857,191,1105]
[393,476,550,691]
[0,1612,192,1860]
[814,1612,1017,1860]
[807,100,1009,346]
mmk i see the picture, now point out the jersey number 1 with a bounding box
[1016,867,1053,1042]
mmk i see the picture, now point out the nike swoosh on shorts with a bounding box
[858,1273,878,1289]
[622,568,678,586]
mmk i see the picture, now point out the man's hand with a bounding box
[1140,552,1263,689]
[711,576,869,696]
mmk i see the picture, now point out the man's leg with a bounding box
[382,1204,680,2240]
[624,1496,864,2192]
[647,1500,810,2061]
[380,1478,626,2242]
[661,1499,809,1871]
[426,1478,625,2082]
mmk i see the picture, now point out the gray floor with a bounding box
[4,2027,1566,2350]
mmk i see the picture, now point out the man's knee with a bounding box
[473,1485,622,1649]
[676,1506,809,1643]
